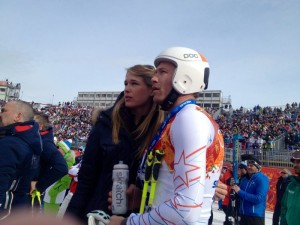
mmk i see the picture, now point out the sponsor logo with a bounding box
[183,54,199,59]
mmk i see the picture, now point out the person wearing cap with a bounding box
[232,155,269,225]
[280,150,300,225]
[43,140,75,214]
[228,162,248,223]
[108,47,224,225]
[237,162,248,182]
[272,168,292,225]
[272,168,291,225]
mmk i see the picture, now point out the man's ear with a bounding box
[14,112,22,123]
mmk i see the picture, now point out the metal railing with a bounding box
[224,148,294,168]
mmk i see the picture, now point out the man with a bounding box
[30,112,68,200]
[0,100,42,220]
[237,162,247,181]
[232,154,269,225]
[280,150,300,225]
[272,168,291,225]
[109,47,224,224]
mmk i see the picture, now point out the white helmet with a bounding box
[154,47,209,94]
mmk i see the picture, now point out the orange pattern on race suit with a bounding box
[154,106,224,174]
[195,106,225,173]
[153,116,175,172]
[129,104,225,224]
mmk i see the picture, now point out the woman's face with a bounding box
[124,72,153,114]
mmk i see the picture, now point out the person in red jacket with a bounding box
[220,166,233,225]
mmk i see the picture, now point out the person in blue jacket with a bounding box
[30,112,68,199]
[232,154,269,225]
[0,100,42,220]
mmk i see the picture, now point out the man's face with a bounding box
[0,101,18,126]
[221,167,227,174]
[238,167,247,176]
[280,169,289,178]
[247,163,259,175]
[293,159,300,176]
[151,61,175,105]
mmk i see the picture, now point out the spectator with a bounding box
[272,168,291,225]
[66,65,164,223]
[232,154,269,225]
[57,160,82,218]
[220,166,233,225]
[280,150,300,225]
[228,162,248,224]
[30,112,68,199]
[0,100,42,219]
[43,140,75,214]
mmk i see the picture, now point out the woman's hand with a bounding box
[108,184,142,211]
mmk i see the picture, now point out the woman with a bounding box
[66,65,164,223]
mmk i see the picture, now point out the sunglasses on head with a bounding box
[144,65,155,70]
[281,171,287,174]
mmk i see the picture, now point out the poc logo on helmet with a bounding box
[183,54,199,59]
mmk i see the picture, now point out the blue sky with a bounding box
[1,0,299,109]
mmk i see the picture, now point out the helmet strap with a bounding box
[160,88,180,111]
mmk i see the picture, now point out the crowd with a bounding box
[3,98,298,152]
[28,101,299,152]
[0,45,299,225]
[210,103,300,151]
[39,102,93,143]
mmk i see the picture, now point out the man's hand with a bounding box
[229,177,235,186]
[107,215,125,225]
[232,185,240,193]
[214,181,227,200]
[30,181,37,194]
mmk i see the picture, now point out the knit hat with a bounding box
[241,154,262,170]
[57,140,71,154]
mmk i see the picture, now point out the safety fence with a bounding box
[224,147,294,168]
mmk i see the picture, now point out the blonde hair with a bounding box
[91,108,102,125]
[112,65,164,158]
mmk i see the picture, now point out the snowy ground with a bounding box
[211,202,273,225]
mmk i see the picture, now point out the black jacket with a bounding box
[35,127,68,193]
[0,121,42,219]
[276,176,291,205]
[66,106,140,222]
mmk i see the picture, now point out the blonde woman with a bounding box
[66,65,164,223]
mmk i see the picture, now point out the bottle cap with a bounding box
[113,161,128,170]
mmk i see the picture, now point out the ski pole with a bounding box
[139,151,154,214]
[148,149,165,206]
